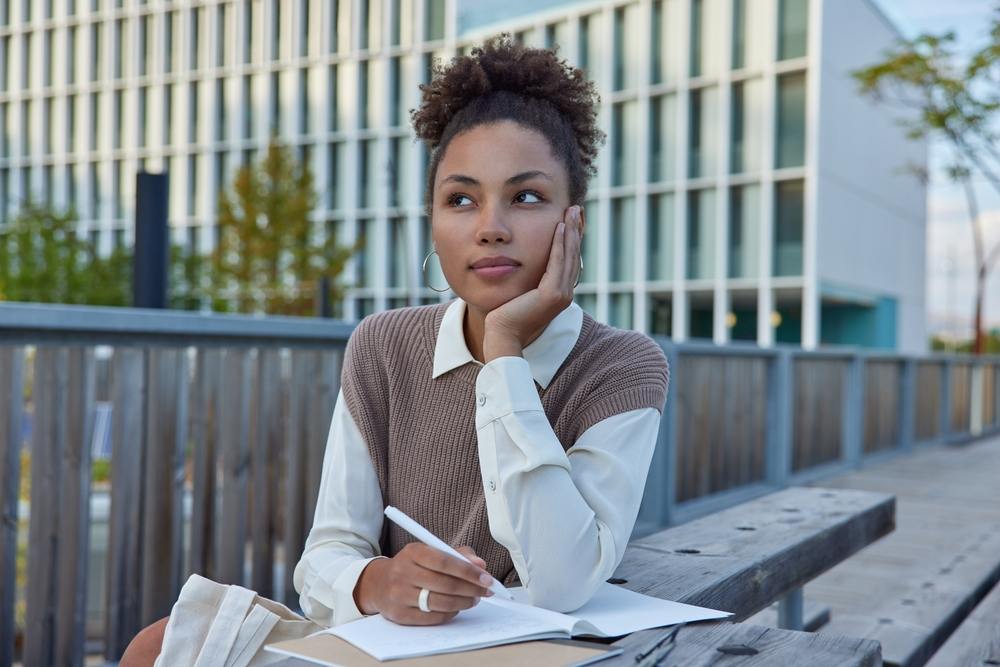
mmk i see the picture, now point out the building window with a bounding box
[164,84,173,145]
[43,30,53,87]
[188,155,198,216]
[327,142,345,210]
[165,11,175,73]
[89,93,99,151]
[216,78,227,141]
[778,0,808,60]
[609,293,633,329]
[328,65,339,132]
[689,0,721,78]
[43,98,53,154]
[359,139,378,209]
[775,72,806,168]
[610,197,635,283]
[356,218,377,287]
[113,90,123,149]
[686,188,716,280]
[389,137,410,208]
[688,86,718,178]
[649,94,677,183]
[652,0,682,85]
[613,5,639,91]
[189,82,199,144]
[298,68,309,135]
[270,71,280,133]
[648,192,675,281]
[388,217,410,288]
[773,179,803,276]
[425,0,445,41]
[730,78,762,173]
[114,19,124,79]
[0,37,8,92]
[272,0,281,60]
[217,3,227,67]
[389,57,403,128]
[90,162,101,219]
[242,75,253,139]
[137,88,147,148]
[649,295,673,335]
[359,60,370,129]
[611,100,637,187]
[361,0,382,52]
[66,28,76,84]
[728,184,760,278]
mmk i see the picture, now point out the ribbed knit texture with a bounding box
[340,301,670,587]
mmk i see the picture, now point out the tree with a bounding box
[210,138,356,316]
[0,201,132,306]
[853,9,1000,354]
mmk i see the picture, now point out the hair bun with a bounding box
[410,33,603,175]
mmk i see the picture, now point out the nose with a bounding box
[475,204,511,245]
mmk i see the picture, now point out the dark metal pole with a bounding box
[132,171,169,309]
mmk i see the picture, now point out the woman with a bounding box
[122,33,669,665]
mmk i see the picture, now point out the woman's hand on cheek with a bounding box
[482,205,582,362]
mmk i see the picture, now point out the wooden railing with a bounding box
[1,302,998,665]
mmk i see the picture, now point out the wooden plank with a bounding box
[607,622,882,667]
[189,348,221,580]
[612,486,895,620]
[54,348,96,667]
[23,347,68,667]
[283,351,310,606]
[304,350,340,532]
[251,348,282,597]
[927,579,1000,666]
[104,348,147,661]
[217,348,251,586]
[140,349,189,625]
[0,347,24,667]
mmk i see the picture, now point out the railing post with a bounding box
[638,341,678,531]
[0,347,24,667]
[766,349,793,488]
[843,353,865,467]
[939,358,953,443]
[970,361,983,437]
[899,358,916,451]
[777,587,804,630]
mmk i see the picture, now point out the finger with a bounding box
[408,566,491,598]
[540,221,565,290]
[563,206,581,287]
[455,546,487,570]
[424,590,480,613]
[413,546,493,589]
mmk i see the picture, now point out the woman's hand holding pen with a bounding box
[353,543,494,625]
[482,205,584,363]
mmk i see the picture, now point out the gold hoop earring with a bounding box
[422,250,451,293]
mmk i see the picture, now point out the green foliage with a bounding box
[210,138,356,316]
[0,201,132,306]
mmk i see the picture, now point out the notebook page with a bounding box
[327,599,567,661]
[560,582,732,637]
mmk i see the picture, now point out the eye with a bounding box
[446,193,474,208]
[514,190,544,204]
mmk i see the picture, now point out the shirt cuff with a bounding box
[475,356,544,430]
[323,555,387,626]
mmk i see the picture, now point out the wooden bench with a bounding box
[597,485,894,665]
[926,579,1000,666]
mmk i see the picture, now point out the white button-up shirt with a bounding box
[292,298,662,626]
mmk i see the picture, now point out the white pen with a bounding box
[384,505,514,600]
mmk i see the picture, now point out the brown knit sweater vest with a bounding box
[340,301,670,586]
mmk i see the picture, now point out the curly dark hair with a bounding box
[410,33,605,216]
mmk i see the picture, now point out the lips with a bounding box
[470,256,520,269]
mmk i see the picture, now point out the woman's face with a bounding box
[431,120,580,313]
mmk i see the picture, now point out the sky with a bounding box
[873,0,1000,338]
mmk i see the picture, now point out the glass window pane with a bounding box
[648,192,675,281]
[327,141,347,210]
[356,219,377,287]
[728,184,759,278]
[359,139,378,209]
[775,72,806,168]
[577,13,603,88]
[778,0,808,60]
[649,295,673,335]
[773,179,803,276]
[610,196,635,283]
[610,293,634,329]
[425,0,445,41]
[730,77,762,173]
[611,100,637,187]
[732,0,768,70]
[651,0,683,85]
[690,0,722,78]
[686,188,716,279]
[389,137,411,208]
[613,4,640,91]
[688,86,718,178]
[650,94,677,183]
[388,216,410,288]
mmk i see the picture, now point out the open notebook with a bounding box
[269,582,730,662]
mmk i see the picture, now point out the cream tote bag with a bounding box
[153,574,324,667]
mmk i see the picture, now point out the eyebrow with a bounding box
[440,170,553,187]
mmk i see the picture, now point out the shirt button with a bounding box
[477,393,487,406]
[488,479,496,492]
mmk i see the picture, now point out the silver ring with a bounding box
[418,587,432,613]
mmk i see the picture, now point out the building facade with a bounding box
[0,0,926,351]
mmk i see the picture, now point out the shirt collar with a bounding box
[431,297,584,389]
